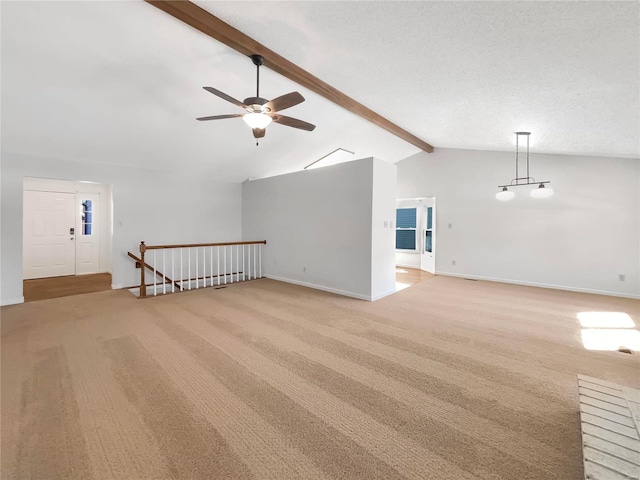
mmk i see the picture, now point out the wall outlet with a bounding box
[618,274,626,282]
[452,260,456,266]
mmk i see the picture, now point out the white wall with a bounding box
[371,160,397,300]
[396,148,640,298]
[242,157,397,301]
[1,152,242,305]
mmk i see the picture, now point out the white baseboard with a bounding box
[371,288,397,301]
[396,263,420,269]
[1,296,25,306]
[264,274,372,301]
[437,271,640,299]
[111,283,125,290]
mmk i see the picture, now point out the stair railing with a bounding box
[135,240,266,298]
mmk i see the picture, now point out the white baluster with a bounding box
[153,250,157,296]
[180,248,183,291]
[210,246,213,287]
[259,243,262,278]
[248,244,251,280]
[254,244,257,279]
[163,250,166,295]
[224,246,227,284]
[171,249,175,293]
[195,247,199,289]
[230,244,233,283]
[242,245,245,281]
[188,248,192,290]
[236,244,239,282]
[217,246,220,286]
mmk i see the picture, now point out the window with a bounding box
[425,206,433,253]
[396,208,417,250]
[82,200,93,235]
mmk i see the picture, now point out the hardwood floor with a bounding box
[23,273,112,302]
[395,267,434,290]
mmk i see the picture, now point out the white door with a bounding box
[23,191,76,279]
[75,193,100,275]
[420,198,435,274]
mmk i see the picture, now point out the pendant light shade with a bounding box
[530,183,554,198]
[496,132,553,200]
[243,112,272,129]
[496,187,515,201]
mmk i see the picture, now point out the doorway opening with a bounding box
[395,197,436,284]
[22,177,113,298]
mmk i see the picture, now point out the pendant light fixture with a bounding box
[496,132,553,201]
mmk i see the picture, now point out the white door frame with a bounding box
[420,198,436,274]
[395,197,436,273]
[23,177,112,279]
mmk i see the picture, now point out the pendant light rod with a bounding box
[498,131,550,187]
[496,132,553,200]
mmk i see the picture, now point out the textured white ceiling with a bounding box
[2,1,638,183]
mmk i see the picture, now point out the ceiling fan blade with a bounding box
[252,128,266,139]
[266,92,305,112]
[270,114,316,131]
[203,87,247,108]
[196,114,243,121]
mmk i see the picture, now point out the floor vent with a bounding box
[464,278,478,281]
[214,286,227,290]
[618,347,633,354]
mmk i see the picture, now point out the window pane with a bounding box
[82,200,93,236]
[396,208,417,228]
[425,231,432,253]
[426,207,433,230]
[396,230,416,250]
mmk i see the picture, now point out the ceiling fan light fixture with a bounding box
[243,112,272,129]
[496,187,515,201]
[530,183,554,198]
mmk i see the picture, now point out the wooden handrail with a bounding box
[127,251,182,292]
[143,240,267,250]
[138,240,266,298]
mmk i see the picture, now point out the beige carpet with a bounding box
[2,276,639,479]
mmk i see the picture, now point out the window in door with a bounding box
[425,206,433,253]
[82,200,93,235]
[396,208,417,250]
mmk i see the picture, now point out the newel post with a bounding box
[140,241,147,298]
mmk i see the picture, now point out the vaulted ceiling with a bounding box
[2,1,638,183]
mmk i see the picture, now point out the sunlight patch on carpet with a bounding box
[578,312,635,328]
[580,328,640,351]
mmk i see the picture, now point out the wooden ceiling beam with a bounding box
[145,0,434,153]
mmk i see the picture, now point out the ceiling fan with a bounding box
[197,54,316,142]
